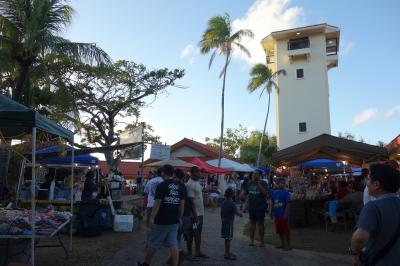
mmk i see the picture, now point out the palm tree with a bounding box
[199,13,253,167]
[248,63,286,166]
[0,0,111,106]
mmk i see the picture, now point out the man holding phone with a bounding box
[246,169,268,247]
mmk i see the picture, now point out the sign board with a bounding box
[119,125,143,145]
[150,144,171,160]
[121,144,146,160]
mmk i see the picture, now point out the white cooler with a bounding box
[113,214,134,232]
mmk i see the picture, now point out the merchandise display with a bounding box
[0,208,71,237]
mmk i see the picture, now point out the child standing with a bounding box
[220,188,243,260]
[269,178,291,251]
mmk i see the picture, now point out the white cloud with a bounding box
[352,108,377,126]
[341,40,355,55]
[232,0,304,65]
[384,105,400,119]
[180,44,194,58]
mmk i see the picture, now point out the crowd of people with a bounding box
[137,165,293,266]
[135,161,400,266]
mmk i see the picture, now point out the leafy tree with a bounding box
[0,0,110,106]
[338,131,365,143]
[377,141,386,147]
[240,130,277,166]
[199,13,253,166]
[52,60,184,169]
[247,63,285,166]
[205,125,248,157]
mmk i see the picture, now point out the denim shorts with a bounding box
[148,224,179,249]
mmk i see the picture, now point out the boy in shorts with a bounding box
[221,188,243,260]
[269,178,291,250]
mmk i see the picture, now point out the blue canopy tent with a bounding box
[36,145,99,165]
[298,158,344,169]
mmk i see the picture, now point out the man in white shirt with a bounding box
[143,168,163,238]
[186,166,208,260]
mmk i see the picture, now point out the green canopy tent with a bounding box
[0,94,74,266]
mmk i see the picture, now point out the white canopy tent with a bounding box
[206,158,254,172]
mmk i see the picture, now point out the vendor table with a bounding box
[0,218,71,266]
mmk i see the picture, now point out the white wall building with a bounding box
[261,23,339,150]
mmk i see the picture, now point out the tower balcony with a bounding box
[287,37,310,58]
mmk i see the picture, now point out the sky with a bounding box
[64,0,400,147]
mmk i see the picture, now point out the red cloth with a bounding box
[185,157,231,174]
[275,217,290,235]
[337,188,350,200]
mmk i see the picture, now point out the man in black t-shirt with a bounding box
[138,164,186,266]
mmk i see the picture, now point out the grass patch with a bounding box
[243,219,352,254]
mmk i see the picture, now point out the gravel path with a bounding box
[108,207,351,266]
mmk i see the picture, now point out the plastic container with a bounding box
[113,214,134,232]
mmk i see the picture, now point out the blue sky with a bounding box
[65,0,400,146]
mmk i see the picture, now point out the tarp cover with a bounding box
[146,158,196,169]
[36,146,99,165]
[206,158,255,172]
[186,157,231,174]
[272,134,388,166]
[0,94,73,142]
[298,158,344,169]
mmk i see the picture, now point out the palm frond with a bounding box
[208,49,217,69]
[219,53,231,79]
[267,80,279,94]
[230,29,254,43]
[43,35,111,65]
[233,41,251,58]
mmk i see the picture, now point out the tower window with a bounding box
[299,122,307,132]
[296,69,304,79]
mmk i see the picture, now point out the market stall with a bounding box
[0,94,74,266]
[271,134,388,227]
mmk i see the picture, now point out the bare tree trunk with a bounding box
[218,54,229,168]
[256,91,271,167]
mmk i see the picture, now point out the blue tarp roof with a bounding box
[36,145,99,165]
[248,165,271,174]
[298,158,344,169]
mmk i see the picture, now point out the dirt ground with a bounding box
[35,229,140,266]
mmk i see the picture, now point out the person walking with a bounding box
[220,188,243,260]
[138,164,186,266]
[186,166,208,259]
[246,169,268,247]
[143,168,164,242]
[350,163,400,266]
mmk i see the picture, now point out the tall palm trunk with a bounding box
[256,91,271,166]
[13,62,30,104]
[218,53,229,167]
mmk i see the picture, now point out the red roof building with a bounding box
[99,161,142,179]
[170,138,238,161]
